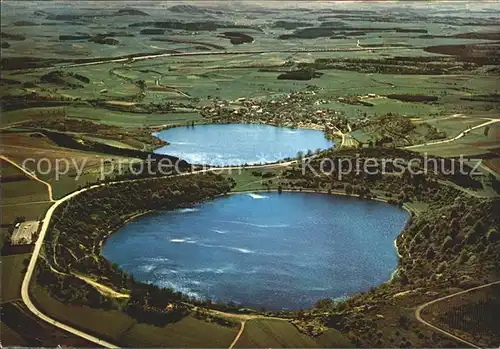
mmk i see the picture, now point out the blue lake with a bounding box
[153,124,333,166]
[102,193,409,310]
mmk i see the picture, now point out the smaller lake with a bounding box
[154,124,333,166]
[103,193,409,310]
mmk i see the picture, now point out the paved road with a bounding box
[414,280,500,348]
[57,46,408,70]
[229,321,246,349]
[21,183,120,348]
[17,160,300,348]
[73,273,130,299]
[189,305,287,349]
[339,124,359,148]
[16,147,495,348]
[405,119,499,150]
[403,117,500,179]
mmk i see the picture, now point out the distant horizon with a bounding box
[2,0,498,16]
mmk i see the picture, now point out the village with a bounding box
[199,90,360,138]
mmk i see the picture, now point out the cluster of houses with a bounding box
[199,90,353,135]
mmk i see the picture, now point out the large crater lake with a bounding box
[103,193,409,310]
[154,124,333,166]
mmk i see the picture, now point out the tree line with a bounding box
[38,173,231,326]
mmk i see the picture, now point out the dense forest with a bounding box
[34,148,500,345]
[37,173,232,325]
[282,148,484,200]
[294,198,500,347]
[269,148,500,346]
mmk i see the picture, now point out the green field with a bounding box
[47,172,102,200]
[235,319,353,348]
[411,123,499,157]
[1,202,51,228]
[1,156,52,229]
[0,161,50,204]
[0,107,67,126]
[0,321,28,346]
[1,181,49,205]
[32,285,238,347]
[1,253,31,303]
[121,317,237,348]
[1,2,499,348]
[64,106,202,127]
[224,167,284,192]
[32,286,135,342]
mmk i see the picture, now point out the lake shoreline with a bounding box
[101,189,410,310]
[151,120,329,134]
[153,123,334,166]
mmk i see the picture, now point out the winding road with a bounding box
[415,280,500,348]
[10,127,498,348]
[56,46,414,70]
[229,321,246,349]
[404,119,499,150]
[16,158,295,348]
[20,183,120,348]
